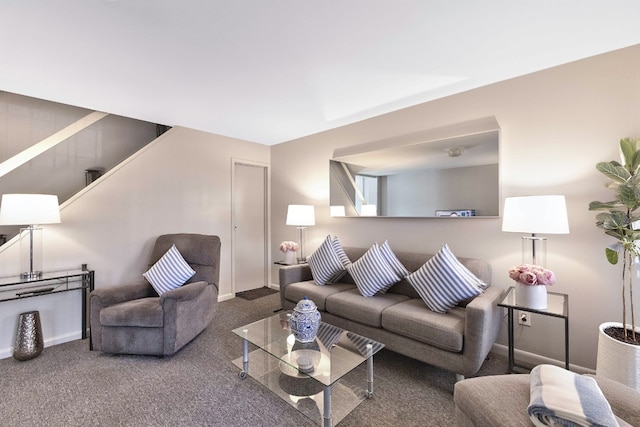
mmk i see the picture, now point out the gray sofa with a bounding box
[279,246,503,379]
[454,373,640,426]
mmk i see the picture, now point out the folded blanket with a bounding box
[528,364,619,427]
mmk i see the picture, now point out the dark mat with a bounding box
[236,286,278,301]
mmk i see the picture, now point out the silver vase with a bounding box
[13,311,44,361]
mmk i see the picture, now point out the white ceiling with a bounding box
[2,1,640,145]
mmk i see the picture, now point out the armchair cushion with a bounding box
[143,244,195,294]
[100,298,163,327]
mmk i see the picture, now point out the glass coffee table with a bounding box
[232,312,384,427]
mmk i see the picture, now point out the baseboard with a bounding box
[0,331,82,360]
[218,292,235,302]
[490,343,594,375]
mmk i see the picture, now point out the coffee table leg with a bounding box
[239,329,249,379]
[323,385,332,427]
[366,343,374,398]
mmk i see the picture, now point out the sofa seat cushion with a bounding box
[284,281,356,311]
[100,298,163,327]
[381,298,465,352]
[326,289,410,328]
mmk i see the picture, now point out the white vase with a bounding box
[284,250,297,265]
[596,321,640,391]
[515,282,547,309]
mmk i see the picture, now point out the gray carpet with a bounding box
[0,293,508,426]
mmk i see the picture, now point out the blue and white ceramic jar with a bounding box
[290,297,321,343]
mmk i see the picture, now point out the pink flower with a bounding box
[279,241,299,252]
[507,264,555,286]
[519,271,538,285]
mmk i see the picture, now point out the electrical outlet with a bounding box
[518,311,532,327]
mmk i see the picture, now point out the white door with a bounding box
[232,162,268,293]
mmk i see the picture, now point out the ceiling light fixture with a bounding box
[444,147,465,157]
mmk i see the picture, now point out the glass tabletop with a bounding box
[0,269,92,301]
[498,286,568,318]
[232,312,384,387]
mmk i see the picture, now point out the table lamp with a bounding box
[0,194,61,279]
[502,195,569,266]
[286,204,315,263]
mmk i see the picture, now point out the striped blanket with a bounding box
[528,364,619,427]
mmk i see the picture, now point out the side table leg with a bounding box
[565,317,570,370]
[366,343,374,398]
[507,307,515,372]
[323,385,332,427]
[239,329,249,379]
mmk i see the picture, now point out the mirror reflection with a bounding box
[330,122,500,218]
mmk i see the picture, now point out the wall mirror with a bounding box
[329,117,500,218]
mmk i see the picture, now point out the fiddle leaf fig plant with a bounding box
[589,137,640,345]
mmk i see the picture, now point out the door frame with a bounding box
[231,158,271,295]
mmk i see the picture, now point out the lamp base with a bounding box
[20,271,43,281]
[522,235,547,267]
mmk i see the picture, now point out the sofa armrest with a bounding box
[461,286,505,375]
[587,374,640,426]
[279,264,313,308]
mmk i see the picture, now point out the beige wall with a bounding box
[270,44,640,370]
[0,126,270,357]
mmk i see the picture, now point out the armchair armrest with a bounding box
[159,281,209,303]
[461,286,505,375]
[160,281,218,355]
[90,281,154,308]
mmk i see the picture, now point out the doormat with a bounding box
[236,287,278,301]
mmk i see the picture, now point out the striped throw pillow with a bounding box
[143,244,196,295]
[308,236,348,285]
[406,244,483,313]
[379,240,410,278]
[346,243,401,297]
[332,236,352,269]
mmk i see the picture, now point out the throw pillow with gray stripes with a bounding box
[406,244,483,313]
[143,244,196,295]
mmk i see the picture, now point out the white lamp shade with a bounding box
[286,204,315,226]
[330,205,346,217]
[502,195,569,234]
[0,194,61,225]
[361,204,377,216]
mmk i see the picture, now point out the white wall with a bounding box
[0,126,270,358]
[270,44,640,371]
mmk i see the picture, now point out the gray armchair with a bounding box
[90,234,220,356]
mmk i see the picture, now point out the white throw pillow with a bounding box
[406,244,484,313]
[143,244,196,295]
[347,243,401,297]
[308,235,348,285]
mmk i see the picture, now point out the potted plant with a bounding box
[589,137,640,389]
